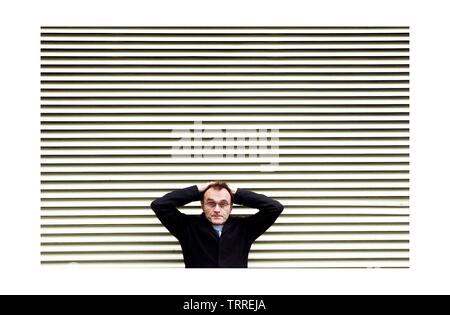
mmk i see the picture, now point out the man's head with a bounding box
[201,181,234,225]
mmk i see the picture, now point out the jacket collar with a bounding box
[200,213,233,237]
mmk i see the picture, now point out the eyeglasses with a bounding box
[204,201,231,210]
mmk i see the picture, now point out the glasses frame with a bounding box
[203,201,232,210]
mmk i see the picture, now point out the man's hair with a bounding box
[201,181,234,204]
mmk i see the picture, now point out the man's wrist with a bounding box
[228,184,237,195]
[188,185,202,201]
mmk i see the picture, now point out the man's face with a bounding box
[202,188,232,225]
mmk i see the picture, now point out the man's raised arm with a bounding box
[150,185,201,239]
[150,182,215,239]
[233,188,284,243]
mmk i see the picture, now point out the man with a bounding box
[150,181,284,268]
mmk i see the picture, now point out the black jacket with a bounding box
[150,186,284,268]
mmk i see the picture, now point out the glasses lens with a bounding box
[206,202,230,209]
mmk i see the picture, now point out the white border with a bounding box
[1,0,450,295]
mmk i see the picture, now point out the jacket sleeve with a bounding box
[233,189,284,243]
[150,185,201,239]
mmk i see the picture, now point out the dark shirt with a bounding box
[150,185,284,268]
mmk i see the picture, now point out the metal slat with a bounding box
[40,207,410,216]
[41,216,410,225]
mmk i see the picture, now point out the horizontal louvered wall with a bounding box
[40,26,409,268]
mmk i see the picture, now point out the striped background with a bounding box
[41,26,409,268]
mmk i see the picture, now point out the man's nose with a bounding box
[213,205,221,212]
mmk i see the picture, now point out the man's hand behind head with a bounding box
[197,181,216,193]
[197,181,237,195]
